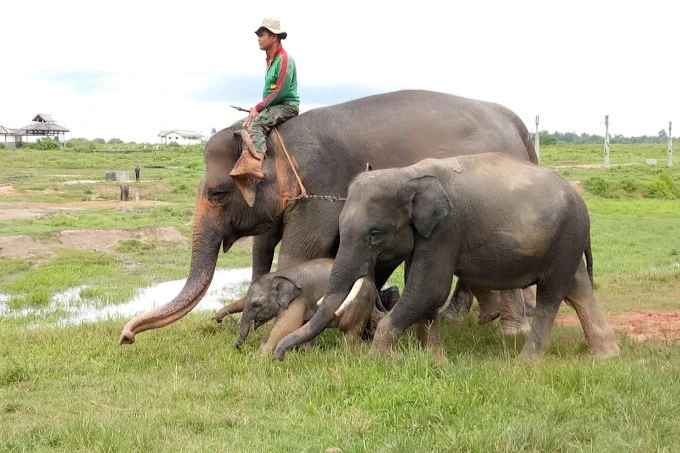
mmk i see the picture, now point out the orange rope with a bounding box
[273,128,308,199]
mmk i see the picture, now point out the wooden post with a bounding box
[603,115,610,169]
[668,121,673,167]
[534,115,540,163]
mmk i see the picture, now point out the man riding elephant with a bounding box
[231,17,299,192]
[119,89,537,345]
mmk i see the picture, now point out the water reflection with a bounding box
[0,267,251,325]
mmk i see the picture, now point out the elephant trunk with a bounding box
[119,197,232,344]
[234,312,254,349]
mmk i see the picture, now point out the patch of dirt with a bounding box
[0,227,188,258]
[0,200,170,221]
[557,310,680,343]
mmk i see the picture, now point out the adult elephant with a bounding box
[119,90,536,344]
[272,154,620,361]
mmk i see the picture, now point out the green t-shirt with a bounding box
[256,46,300,112]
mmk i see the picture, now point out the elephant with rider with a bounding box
[119,90,537,345]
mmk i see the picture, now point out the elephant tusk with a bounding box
[335,277,366,317]
[316,296,324,306]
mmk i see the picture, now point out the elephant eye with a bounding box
[208,188,230,204]
[367,229,384,244]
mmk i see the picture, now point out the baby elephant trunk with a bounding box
[234,313,254,349]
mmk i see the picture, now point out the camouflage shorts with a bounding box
[247,104,299,154]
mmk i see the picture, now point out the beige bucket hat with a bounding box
[255,18,287,39]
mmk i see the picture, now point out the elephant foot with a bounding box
[416,319,448,365]
[588,341,620,361]
[370,317,401,356]
[500,318,531,335]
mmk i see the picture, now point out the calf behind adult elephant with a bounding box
[274,153,620,361]
[120,90,536,345]
[233,258,385,355]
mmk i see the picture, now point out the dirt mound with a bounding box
[557,310,680,342]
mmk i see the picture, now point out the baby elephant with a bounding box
[232,258,385,356]
[120,184,129,201]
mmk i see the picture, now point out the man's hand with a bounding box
[243,107,259,128]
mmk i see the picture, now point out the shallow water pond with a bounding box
[0,267,251,325]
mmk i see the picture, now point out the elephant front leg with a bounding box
[416,316,448,364]
[370,313,403,356]
[251,227,282,280]
[258,301,306,357]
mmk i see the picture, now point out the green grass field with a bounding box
[1,142,679,452]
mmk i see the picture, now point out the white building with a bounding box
[158,129,205,145]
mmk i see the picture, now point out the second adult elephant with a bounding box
[120,90,536,345]
[273,153,620,361]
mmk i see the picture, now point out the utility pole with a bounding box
[603,115,610,169]
[668,121,673,167]
[535,115,540,163]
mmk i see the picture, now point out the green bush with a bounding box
[36,138,60,150]
[621,178,641,195]
[0,143,5,149]
[107,138,124,144]
[585,176,618,198]
[646,172,679,199]
[92,138,106,144]
[166,141,181,148]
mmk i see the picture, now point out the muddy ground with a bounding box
[1,184,678,343]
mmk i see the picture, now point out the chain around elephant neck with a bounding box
[272,128,347,203]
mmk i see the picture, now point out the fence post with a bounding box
[534,115,540,163]
[668,121,673,167]
[603,115,610,169]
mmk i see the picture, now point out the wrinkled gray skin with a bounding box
[273,153,620,361]
[119,90,537,344]
[234,258,384,356]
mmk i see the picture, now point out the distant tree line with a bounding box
[537,130,675,145]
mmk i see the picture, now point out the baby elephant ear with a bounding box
[402,175,452,238]
[271,276,302,309]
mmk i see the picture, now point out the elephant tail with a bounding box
[585,236,594,287]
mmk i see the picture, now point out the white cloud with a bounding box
[1,0,677,142]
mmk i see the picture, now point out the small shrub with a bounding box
[92,138,106,144]
[36,138,60,150]
[585,176,618,198]
[621,178,641,194]
[107,138,124,144]
[167,142,181,148]
[646,172,679,199]
[0,143,5,149]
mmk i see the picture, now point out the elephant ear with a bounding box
[271,276,302,309]
[402,175,452,238]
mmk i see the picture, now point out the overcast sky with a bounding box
[1,0,677,143]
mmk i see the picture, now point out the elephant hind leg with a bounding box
[564,261,620,360]
[258,301,306,357]
[499,289,531,335]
